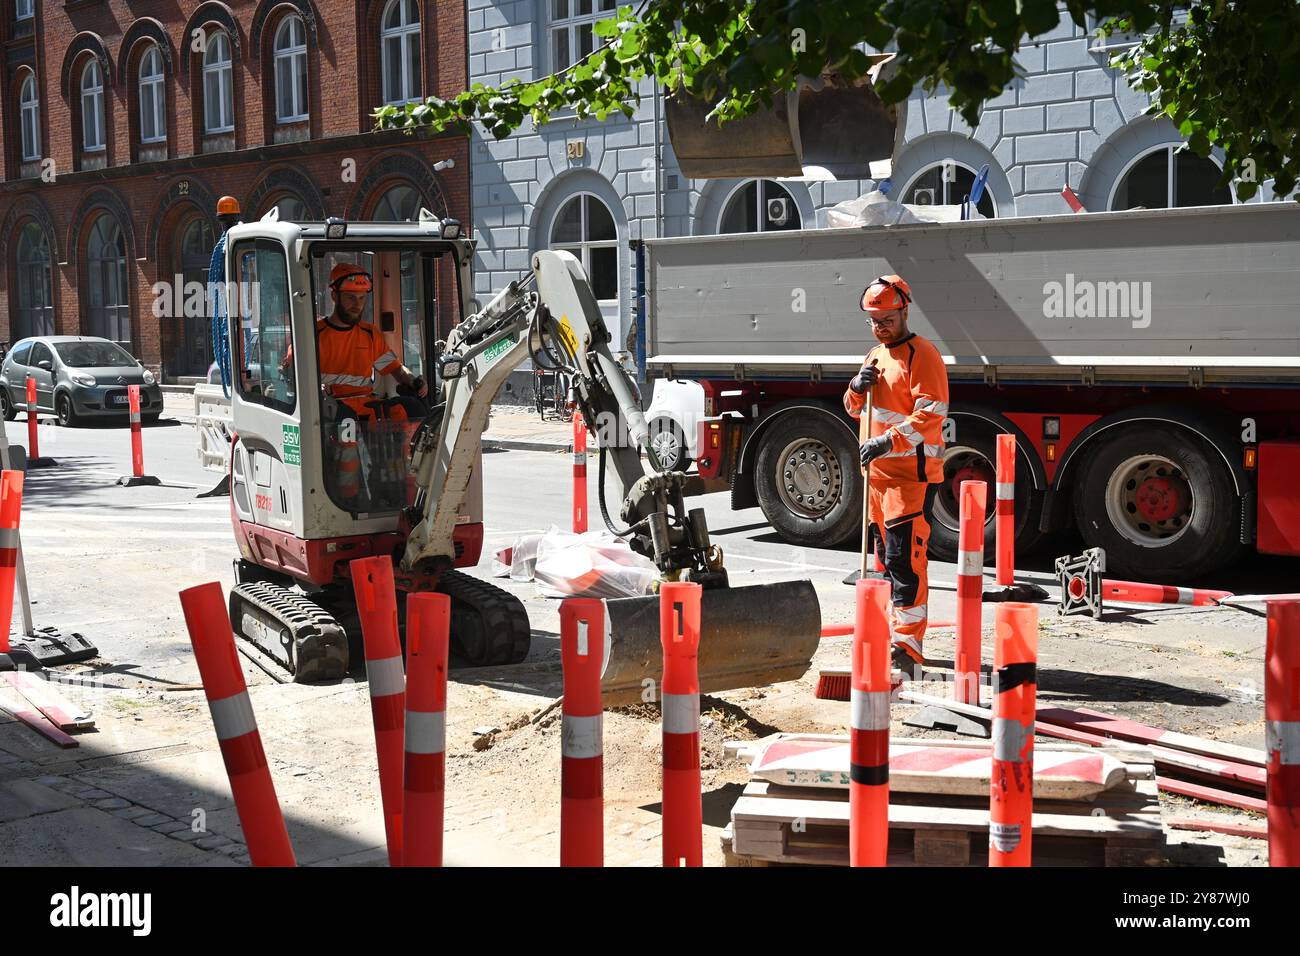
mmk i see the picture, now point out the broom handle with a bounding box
[858,360,878,579]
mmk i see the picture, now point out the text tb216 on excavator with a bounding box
[212,200,819,701]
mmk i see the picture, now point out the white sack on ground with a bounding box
[505,526,657,599]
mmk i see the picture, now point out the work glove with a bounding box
[411,376,429,398]
[849,362,880,394]
[859,434,893,468]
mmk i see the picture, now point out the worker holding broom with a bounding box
[843,275,949,679]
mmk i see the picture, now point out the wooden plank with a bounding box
[0,687,78,749]
[1145,743,1265,791]
[1041,707,1266,768]
[1166,816,1268,840]
[1156,776,1267,813]
[914,830,971,866]
[899,691,1113,747]
[1,672,93,731]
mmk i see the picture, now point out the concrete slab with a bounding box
[0,779,82,824]
[0,807,237,866]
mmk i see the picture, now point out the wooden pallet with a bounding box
[725,745,1164,867]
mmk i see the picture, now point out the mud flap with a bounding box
[600,580,821,705]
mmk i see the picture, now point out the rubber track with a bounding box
[438,569,531,665]
[229,581,349,683]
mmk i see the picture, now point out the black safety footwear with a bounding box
[891,645,923,682]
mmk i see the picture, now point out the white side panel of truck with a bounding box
[644,203,1300,384]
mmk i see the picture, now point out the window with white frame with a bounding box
[550,193,618,304]
[16,0,33,21]
[139,45,166,144]
[900,161,996,217]
[381,0,421,105]
[719,180,803,233]
[81,60,106,152]
[274,15,308,122]
[550,0,616,70]
[19,73,39,161]
[1109,145,1232,210]
[203,31,235,133]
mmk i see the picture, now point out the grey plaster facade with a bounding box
[469,2,1280,355]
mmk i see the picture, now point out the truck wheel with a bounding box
[754,411,862,548]
[928,424,1044,564]
[1071,425,1240,581]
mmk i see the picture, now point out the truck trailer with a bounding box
[635,202,1300,581]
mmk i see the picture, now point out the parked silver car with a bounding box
[0,336,163,426]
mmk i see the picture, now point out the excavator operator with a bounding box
[284,262,429,505]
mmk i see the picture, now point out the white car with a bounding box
[645,378,705,471]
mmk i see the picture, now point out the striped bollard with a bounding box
[25,378,38,460]
[117,385,160,486]
[351,556,406,867]
[0,471,23,654]
[560,597,605,866]
[403,592,450,867]
[850,578,892,867]
[1102,580,1233,608]
[989,602,1038,867]
[660,581,702,867]
[955,479,987,705]
[573,412,588,533]
[179,582,296,866]
[1266,599,1300,867]
[995,433,1015,586]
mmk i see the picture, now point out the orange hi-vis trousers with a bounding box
[867,479,938,665]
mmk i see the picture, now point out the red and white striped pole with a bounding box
[573,411,588,533]
[0,471,23,654]
[849,577,891,867]
[660,581,702,867]
[403,591,449,867]
[955,479,987,705]
[117,385,160,486]
[995,433,1015,587]
[179,582,296,866]
[560,597,605,866]
[990,602,1038,867]
[1266,599,1300,867]
[25,377,38,461]
[1102,580,1233,608]
[351,556,405,867]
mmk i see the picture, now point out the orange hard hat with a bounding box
[329,262,372,294]
[216,196,241,216]
[860,274,912,313]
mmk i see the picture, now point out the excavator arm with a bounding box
[404,249,723,585]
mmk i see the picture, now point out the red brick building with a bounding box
[0,0,469,380]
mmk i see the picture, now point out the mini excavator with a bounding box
[210,201,820,701]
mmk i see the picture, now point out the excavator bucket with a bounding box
[666,55,906,180]
[599,579,821,705]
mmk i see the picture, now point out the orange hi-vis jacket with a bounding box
[843,332,949,484]
[315,317,402,415]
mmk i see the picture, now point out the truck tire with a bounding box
[1071,425,1240,581]
[754,410,862,548]
[928,422,1044,564]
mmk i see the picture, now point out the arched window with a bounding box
[86,216,130,344]
[372,183,420,221]
[719,180,803,233]
[900,162,996,217]
[380,0,421,105]
[1110,146,1232,210]
[274,15,308,122]
[15,223,53,339]
[203,31,235,133]
[272,195,309,222]
[139,45,166,144]
[18,73,39,161]
[550,193,618,304]
[81,60,106,152]
[173,218,216,375]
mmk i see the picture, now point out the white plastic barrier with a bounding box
[194,383,233,474]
